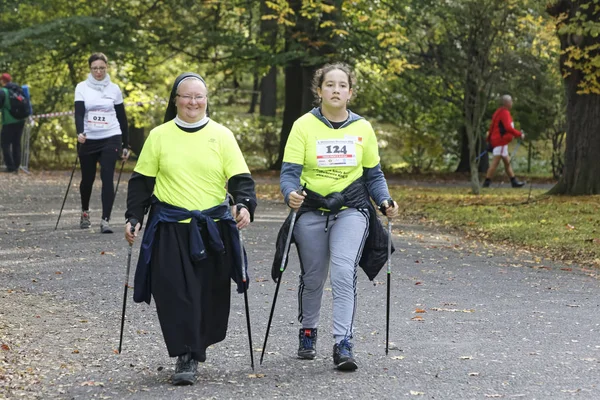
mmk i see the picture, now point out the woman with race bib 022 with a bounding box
[74,52,129,233]
[279,63,399,371]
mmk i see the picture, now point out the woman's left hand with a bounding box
[233,205,251,229]
[121,148,130,161]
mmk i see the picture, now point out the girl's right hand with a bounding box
[288,190,306,210]
[77,133,86,144]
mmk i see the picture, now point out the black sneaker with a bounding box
[511,177,525,188]
[482,178,491,188]
[298,328,317,359]
[333,338,358,371]
[171,353,198,386]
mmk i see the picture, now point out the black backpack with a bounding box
[3,83,32,120]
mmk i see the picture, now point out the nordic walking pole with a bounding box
[54,154,79,230]
[113,158,126,206]
[118,218,138,354]
[260,185,305,365]
[380,200,395,355]
[238,229,255,370]
[385,215,393,355]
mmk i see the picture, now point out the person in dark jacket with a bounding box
[279,63,398,371]
[124,72,257,386]
[0,73,26,173]
[483,95,525,188]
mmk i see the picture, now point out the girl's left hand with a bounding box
[382,200,399,219]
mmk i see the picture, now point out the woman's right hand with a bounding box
[288,190,306,210]
[77,133,86,144]
[125,221,141,245]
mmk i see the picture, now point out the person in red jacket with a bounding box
[483,95,525,188]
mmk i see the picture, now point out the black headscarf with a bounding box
[163,72,208,123]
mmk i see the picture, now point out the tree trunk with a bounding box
[259,66,277,117]
[549,89,600,194]
[456,126,488,173]
[129,125,145,157]
[301,66,316,112]
[248,73,259,114]
[272,61,304,169]
[548,0,600,194]
[465,124,480,194]
[259,0,278,117]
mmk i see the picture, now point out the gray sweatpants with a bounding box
[294,208,369,343]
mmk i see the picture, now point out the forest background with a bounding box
[1,0,599,196]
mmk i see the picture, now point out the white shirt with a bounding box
[75,81,124,140]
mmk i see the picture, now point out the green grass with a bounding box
[389,185,600,266]
[256,181,600,267]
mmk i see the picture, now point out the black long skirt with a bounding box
[150,221,234,362]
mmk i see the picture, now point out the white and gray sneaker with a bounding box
[80,211,91,229]
[100,218,113,234]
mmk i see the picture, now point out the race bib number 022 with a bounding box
[87,111,112,129]
[316,139,357,167]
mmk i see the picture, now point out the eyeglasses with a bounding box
[91,67,107,71]
[176,94,207,102]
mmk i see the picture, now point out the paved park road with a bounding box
[1,172,599,399]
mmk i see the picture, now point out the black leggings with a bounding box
[1,121,25,171]
[79,135,121,220]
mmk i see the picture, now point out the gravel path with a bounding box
[0,172,598,399]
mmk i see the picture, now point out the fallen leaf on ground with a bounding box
[414,308,426,313]
[468,372,479,376]
[248,373,266,378]
[415,282,422,285]
[430,308,475,313]
[411,316,424,321]
[81,381,104,387]
[566,224,575,230]
[460,356,472,360]
[1,344,9,351]
[73,349,80,354]
[391,356,405,360]
[409,391,425,396]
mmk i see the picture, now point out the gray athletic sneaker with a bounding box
[80,211,91,229]
[100,219,113,234]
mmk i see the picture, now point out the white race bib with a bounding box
[87,111,113,129]
[316,139,357,167]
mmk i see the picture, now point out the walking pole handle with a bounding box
[379,199,396,215]
[128,218,138,233]
[128,218,138,243]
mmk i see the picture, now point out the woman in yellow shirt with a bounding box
[124,72,257,385]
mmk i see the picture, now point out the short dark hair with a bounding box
[311,63,356,106]
[88,53,108,67]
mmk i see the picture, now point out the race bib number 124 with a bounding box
[316,139,357,167]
